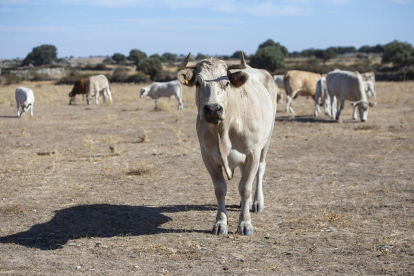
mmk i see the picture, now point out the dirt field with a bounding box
[0,80,413,275]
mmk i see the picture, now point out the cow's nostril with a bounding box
[217,105,223,112]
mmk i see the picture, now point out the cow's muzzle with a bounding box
[202,104,223,124]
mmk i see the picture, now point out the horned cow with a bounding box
[177,52,277,236]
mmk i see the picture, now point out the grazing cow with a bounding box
[177,52,277,236]
[284,70,321,113]
[86,75,113,105]
[15,87,35,117]
[68,78,88,105]
[361,71,375,85]
[314,76,334,117]
[273,75,285,103]
[364,80,377,100]
[140,80,183,110]
[327,70,376,122]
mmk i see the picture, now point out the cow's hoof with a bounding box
[252,203,264,213]
[212,223,228,235]
[238,223,253,236]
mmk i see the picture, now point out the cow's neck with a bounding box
[208,119,233,180]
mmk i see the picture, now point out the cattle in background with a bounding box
[15,87,35,117]
[361,71,375,85]
[140,80,183,110]
[86,75,113,105]
[273,75,285,103]
[327,70,376,122]
[283,70,321,113]
[177,52,277,236]
[69,78,88,105]
[314,76,334,117]
[364,80,377,100]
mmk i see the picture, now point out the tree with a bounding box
[249,46,284,71]
[161,52,177,62]
[22,44,57,66]
[112,53,126,64]
[128,49,147,65]
[195,53,207,60]
[150,54,162,61]
[382,40,414,69]
[314,48,337,63]
[258,39,288,57]
[358,44,384,54]
[136,57,162,80]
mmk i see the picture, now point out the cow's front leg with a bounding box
[202,153,228,235]
[95,90,100,105]
[16,101,20,117]
[352,104,358,120]
[154,99,158,110]
[30,104,33,117]
[238,153,260,235]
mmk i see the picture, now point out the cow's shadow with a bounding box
[275,115,338,123]
[0,204,222,250]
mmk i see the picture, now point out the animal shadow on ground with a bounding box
[0,115,19,118]
[275,115,338,123]
[0,204,224,250]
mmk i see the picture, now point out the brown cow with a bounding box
[68,78,88,105]
[283,70,321,113]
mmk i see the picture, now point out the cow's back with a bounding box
[15,87,34,103]
[86,75,109,95]
[327,70,366,102]
[284,70,321,97]
[149,80,181,97]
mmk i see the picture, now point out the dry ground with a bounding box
[0,81,413,275]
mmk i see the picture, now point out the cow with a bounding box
[314,76,334,117]
[361,71,375,85]
[68,78,88,105]
[283,70,322,113]
[177,52,277,236]
[15,87,35,117]
[140,80,183,110]
[273,75,285,103]
[326,70,376,122]
[364,80,377,100]
[86,75,113,105]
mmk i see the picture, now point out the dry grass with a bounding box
[0,81,413,275]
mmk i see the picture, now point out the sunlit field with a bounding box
[0,81,413,275]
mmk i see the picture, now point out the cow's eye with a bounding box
[226,81,230,87]
[195,81,200,87]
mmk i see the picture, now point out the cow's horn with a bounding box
[227,51,247,70]
[179,52,197,69]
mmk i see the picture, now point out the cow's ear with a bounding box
[177,69,195,86]
[368,101,377,107]
[228,71,249,88]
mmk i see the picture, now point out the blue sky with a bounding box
[0,0,413,59]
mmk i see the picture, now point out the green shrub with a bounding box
[112,66,128,82]
[137,57,162,80]
[22,44,58,66]
[2,74,22,85]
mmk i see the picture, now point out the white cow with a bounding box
[364,80,377,100]
[361,71,375,85]
[327,70,376,122]
[178,52,277,236]
[86,75,113,105]
[272,75,284,103]
[140,80,183,110]
[314,76,334,117]
[15,87,35,117]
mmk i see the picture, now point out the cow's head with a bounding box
[350,101,377,122]
[140,87,149,98]
[177,51,249,124]
[21,102,31,114]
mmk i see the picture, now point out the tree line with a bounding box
[12,39,414,83]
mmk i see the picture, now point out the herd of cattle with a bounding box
[12,53,378,235]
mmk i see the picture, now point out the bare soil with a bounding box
[0,81,413,275]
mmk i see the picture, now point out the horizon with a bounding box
[1,0,414,60]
